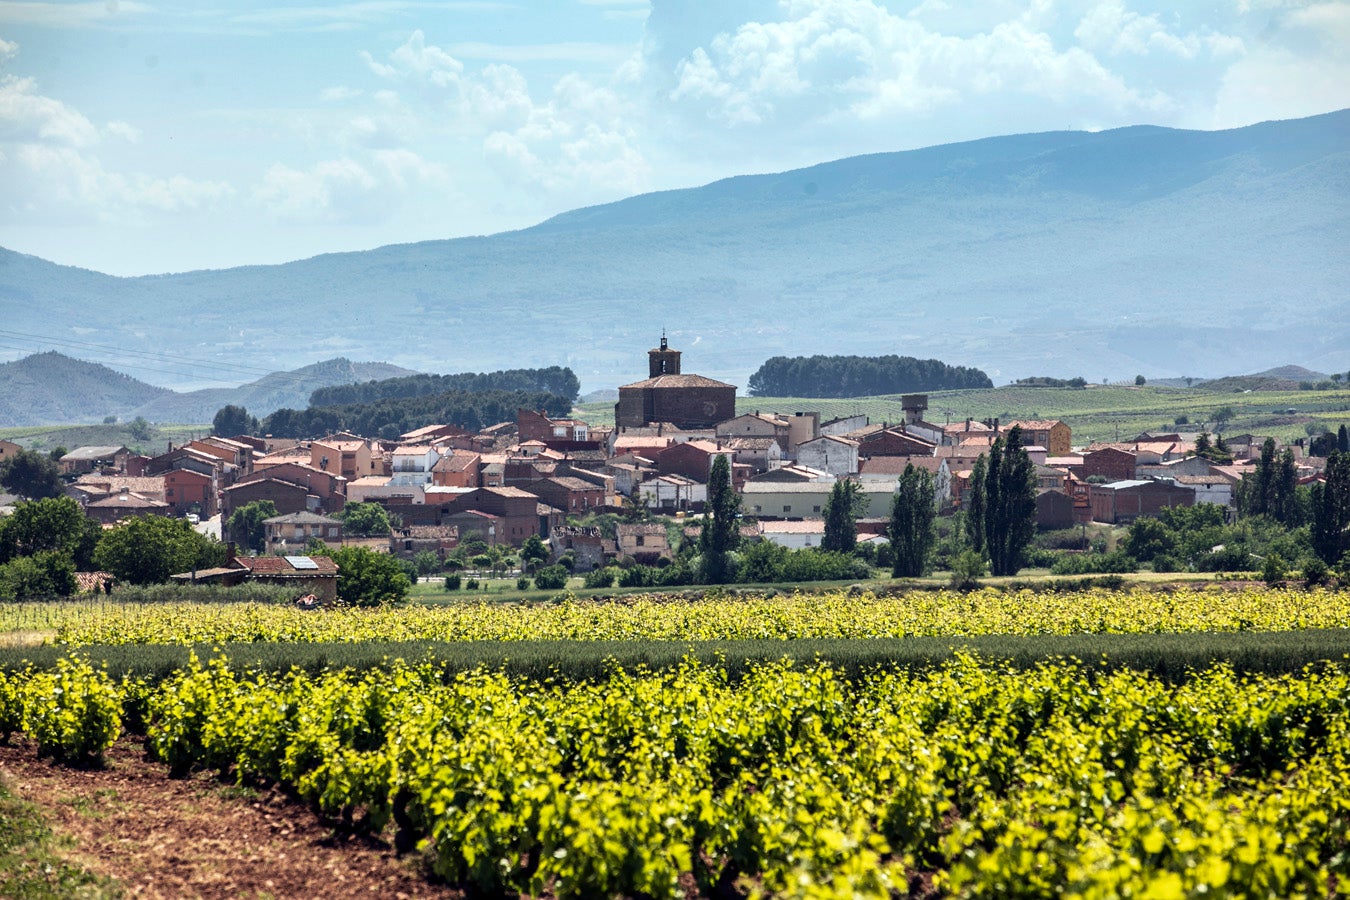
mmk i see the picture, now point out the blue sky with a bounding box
[1,0,1346,275]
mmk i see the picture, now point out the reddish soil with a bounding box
[0,736,457,899]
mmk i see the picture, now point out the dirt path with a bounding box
[0,736,457,899]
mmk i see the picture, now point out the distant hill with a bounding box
[0,354,419,426]
[0,352,170,426]
[2,109,1347,389]
[132,358,420,424]
[1198,365,1332,393]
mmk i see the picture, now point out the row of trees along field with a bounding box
[308,366,580,406]
[746,354,993,397]
[254,388,571,440]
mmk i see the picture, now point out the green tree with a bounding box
[227,500,279,554]
[967,425,1037,576]
[698,454,741,584]
[1124,517,1174,564]
[520,534,550,570]
[325,546,410,606]
[1310,451,1350,565]
[338,501,392,537]
[821,479,863,554]
[1211,406,1236,431]
[0,449,64,500]
[889,464,935,577]
[94,516,224,585]
[0,551,78,601]
[212,404,259,437]
[0,497,92,565]
[1238,439,1302,525]
[1135,374,1146,385]
[127,416,153,442]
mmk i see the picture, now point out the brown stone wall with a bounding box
[649,386,736,427]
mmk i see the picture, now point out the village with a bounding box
[2,336,1332,591]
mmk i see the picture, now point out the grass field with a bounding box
[577,383,1350,445]
[0,422,209,455]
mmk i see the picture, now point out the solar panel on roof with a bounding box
[285,556,319,570]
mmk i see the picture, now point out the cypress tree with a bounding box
[821,480,862,554]
[699,454,740,584]
[969,425,1037,577]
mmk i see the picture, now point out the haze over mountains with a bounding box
[0,353,416,427]
[1,109,1346,395]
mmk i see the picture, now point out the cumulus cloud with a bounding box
[252,148,449,223]
[0,59,231,224]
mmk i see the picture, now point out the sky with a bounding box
[1,0,1347,277]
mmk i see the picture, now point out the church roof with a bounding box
[619,373,737,390]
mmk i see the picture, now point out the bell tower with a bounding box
[648,332,682,378]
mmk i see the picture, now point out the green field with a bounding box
[580,383,1350,445]
[0,422,209,455]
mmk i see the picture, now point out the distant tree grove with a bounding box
[259,388,571,441]
[309,366,581,407]
[747,355,992,397]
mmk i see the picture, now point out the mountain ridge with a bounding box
[2,109,1346,391]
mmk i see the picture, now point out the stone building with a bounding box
[615,335,736,429]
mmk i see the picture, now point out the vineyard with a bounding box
[3,585,1350,898]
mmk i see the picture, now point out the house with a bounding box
[1089,480,1195,524]
[442,486,561,545]
[232,462,347,514]
[220,477,317,521]
[1035,489,1076,530]
[655,440,736,483]
[759,519,827,549]
[748,464,833,483]
[311,437,375,480]
[1080,447,1137,483]
[431,451,481,488]
[517,409,598,450]
[716,413,792,453]
[191,437,254,476]
[263,512,344,555]
[1173,475,1235,508]
[637,474,706,512]
[549,526,612,571]
[616,523,672,565]
[520,476,607,515]
[857,428,937,459]
[389,444,441,486]
[85,489,170,524]
[857,456,951,505]
[1005,420,1072,456]
[164,467,218,517]
[399,423,471,444]
[741,481,897,519]
[795,435,860,477]
[724,436,783,474]
[389,524,460,560]
[0,439,21,465]
[346,477,422,506]
[819,414,869,437]
[59,445,131,476]
[172,549,341,603]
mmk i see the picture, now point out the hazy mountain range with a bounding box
[0,353,416,427]
[1,109,1346,395]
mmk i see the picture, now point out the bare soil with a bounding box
[0,736,457,900]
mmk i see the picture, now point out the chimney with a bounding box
[226,541,238,563]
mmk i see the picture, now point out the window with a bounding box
[783,505,791,513]
[813,505,821,512]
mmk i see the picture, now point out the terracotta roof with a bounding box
[619,373,737,390]
[859,456,941,475]
[74,571,114,593]
[1005,420,1065,431]
[234,556,340,576]
[432,453,480,473]
[617,523,667,536]
[760,519,826,534]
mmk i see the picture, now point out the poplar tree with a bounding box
[889,464,936,577]
[821,479,863,554]
[966,425,1037,576]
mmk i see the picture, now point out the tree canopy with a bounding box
[821,480,864,554]
[747,354,992,397]
[259,388,571,440]
[967,425,1037,577]
[309,366,580,406]
[324,546,410,606]
[889,464,936,577]
[698,454,740,584]
[227,500,279,553]
[338,502,392,537]
[212,404,259,437]
[0,448,64,500]
[94,516,225,585]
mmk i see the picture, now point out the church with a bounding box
[614,335,737,428]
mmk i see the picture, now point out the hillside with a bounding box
[1,109,1347,390]
[0,352,170,426]
[0,354,419,427]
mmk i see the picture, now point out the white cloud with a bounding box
[0,74,99,146]
[0,36,16,62]
[252,147,449,223]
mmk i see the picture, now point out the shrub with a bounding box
[443,574,461,591]
[21,655,122,766]
[948,550,985,590]
[465,579,479,590]
[583,567,617,589]
[1261,554,1287,584]
[516,577,530,590]
[1050,550,1137,576]
[533,565,569,590]
[1302,556,1329,587]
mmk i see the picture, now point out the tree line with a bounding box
[256,388,572,440]
[747,355,993,398]
[308,366,581,407]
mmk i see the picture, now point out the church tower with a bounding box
[648,332,682,377]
